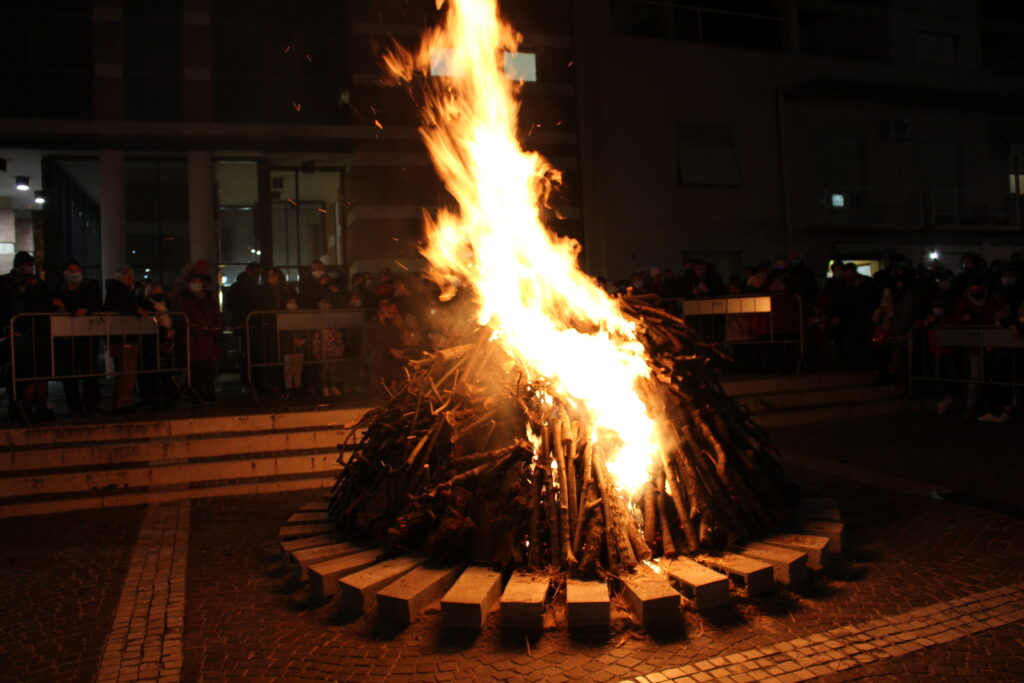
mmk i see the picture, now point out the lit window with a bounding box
[430,49,537,82]
[831,193,846,208]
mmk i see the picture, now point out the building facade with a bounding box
[0,0,1021,289]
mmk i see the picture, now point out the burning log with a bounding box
[328,297,799,576]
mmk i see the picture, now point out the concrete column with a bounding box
[100,149,126,279]
[187,150,217,264]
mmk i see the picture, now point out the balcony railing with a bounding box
[799,186,1023,230]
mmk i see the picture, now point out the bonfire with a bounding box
[329,0,797,578]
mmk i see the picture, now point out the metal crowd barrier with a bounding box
[907,324,1024,397]
[244,308,371,399]
[660,293,806,367]
[6,311,192,421]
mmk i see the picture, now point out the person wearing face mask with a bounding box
[952,276,1000,419]
[178,275,222,403]
[54,260,102,418]
[311,298,345,397]
[301,260,328,309]
[996,268,1023,314]
[104,266,146,412]
[251,268,298,395]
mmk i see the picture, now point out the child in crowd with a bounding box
[311,298,345,397]
[281,297,306,397]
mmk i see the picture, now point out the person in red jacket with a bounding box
[178,274,223,403]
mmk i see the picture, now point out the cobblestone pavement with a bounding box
[0,505,144,683]
[2,414,1024,681]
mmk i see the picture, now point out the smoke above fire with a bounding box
[384,0,665,492]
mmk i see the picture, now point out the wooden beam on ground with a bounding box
[664,557,730,610]
[735,542,808,585]
[280,533,335,559]
[798,496,841,522]
[286,511,330,524]
[278,521,334,540]
[566,579,610,634]
[500,572,550,631]
[339,556,428,612]
[300,501,329,511]
[795,520,844,553]
[762,533,830,570]
[291,542,365,581]
[307,549,381,600]
[621,571,681,632]
[440,566,503,629]
[376,565,463,626]
[698,552,775,596]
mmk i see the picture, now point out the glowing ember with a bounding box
[385,0,665,492]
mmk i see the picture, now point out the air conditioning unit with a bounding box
[885,118,914,140]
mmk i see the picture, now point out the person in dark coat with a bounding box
[224,263,262,383]
[364,300,404,397]
[178,274,223,403]
[54,259,103,417]
[10,261,55,421]
[300,260,327,309]
[104,266,144,411]
[250,267,297,395]
[1,251,41,420]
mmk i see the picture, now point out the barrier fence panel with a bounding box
[907,325,1024,402]
[244,309,371,399]
[659,293,806,369]
[7,311,192,421]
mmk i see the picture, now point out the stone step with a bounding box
[566,579,610,634]
[292,542,365,581]
[722,371,877,398]
[761,533,830,570]
[734,542,808,586]
[500,572,550,631]
[339,556,428,612]
[737,384,902,414]
[698,553,775,596]
[0,427,351,473]
[279,521,335,540]
[440,566,504,630]
[621,569,681,632]
[664,557,730,610]
[0,472,335,519]
[797,496,842,522]
[0,450,347,499]
[307,549,382,600]
[300,501,330,512]
[0,407,368,449]
[280,533,336,558]
[794,520,844,553]
[377,565,463,626]
[753,399,903,428]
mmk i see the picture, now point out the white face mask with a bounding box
[190,283,203,294]
[311,269,324,279]
[65,272,83,285]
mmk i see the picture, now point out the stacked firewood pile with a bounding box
[328,295,798,577]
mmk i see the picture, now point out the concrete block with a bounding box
[286,511,330,524]
[665,557,731,609]
[280,533,335,558]
[441,566,504,629]
[500,572,550,631]
[307,549,381,600]
[795,520,844,553]
[735,542,808,585]
[566,579,610,634]
[762,533,830,570]
[621,571,681,631]
[698,552,774,596]
[291,542,365,581]
[339,556,428,611]
[376,565,463,625]
[798,497,841,522]
[300,501,330,511]
[278,521,335,540]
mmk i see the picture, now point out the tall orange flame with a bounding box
[386,0,664,492]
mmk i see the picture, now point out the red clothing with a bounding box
[312,328,344,360]
[179,291,223,361]
[952,293,999,326]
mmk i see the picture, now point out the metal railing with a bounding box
[244,308,372,399]
[7,311,192,422]
[907,324,1024,400]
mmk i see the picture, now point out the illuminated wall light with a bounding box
[15,176,30,191]
[830,193,845,208]
[33,191,45,204]
[930,251,940,260]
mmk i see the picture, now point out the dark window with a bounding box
[611,0,782,51]
[914,31,957,66]
[125,159,190,286]
[981,32,1024,72]
[124,1,183,121]
[799,10,887,62]
[0,5,92,119]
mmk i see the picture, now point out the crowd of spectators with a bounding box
[612,251,1024,422]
